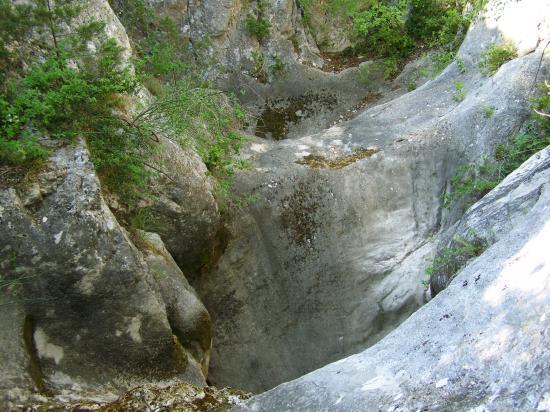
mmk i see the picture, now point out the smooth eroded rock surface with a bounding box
[237,147,550,411]
[195,0,549,392]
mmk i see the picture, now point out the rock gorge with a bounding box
[0,0,548,410]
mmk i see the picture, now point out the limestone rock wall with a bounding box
[0,141,212,408]
[195,0,549,392]
[238,147,550,411]
[137,0,394,139]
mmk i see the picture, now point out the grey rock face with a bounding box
[139,231,213,378]
[142,0,402,139]
[0,142,210,407]
[431,144,550,294]
[237,147,550,411]
[195,0,549,393]
[148,138,221,275]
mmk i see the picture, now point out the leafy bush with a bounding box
[353,0,413,58]
[2,0,249,206]
[479,42,517,76]
[0,1,142,187]
[245,0,270,42]
[495,129,550,176]
[442,159,500,207]
[245,15,271,41]
[295,0,484,78]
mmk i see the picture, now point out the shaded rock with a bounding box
[298,1,353,53]
[147,138,221,275]
[195,0,549,392]
[138,230,213,379]
[0,141,210,407]
[237,147,550,411]
[0,300,36,406]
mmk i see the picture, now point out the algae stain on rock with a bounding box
[281,181,323,249]
[255,92,337,140]
[297,148,380,170]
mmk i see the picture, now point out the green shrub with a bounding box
[495,129,550,176]
[442,159,499,207]
[0,135,49,165]
[2,0,249,207]
[245,15,270,41]
[353,0,413,58]
[443,87,549,209]
[479,42,517,76]
[250,50,267,82]
[425,233,487,287]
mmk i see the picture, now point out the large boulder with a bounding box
[238,147,550,411]
[194,0,549,393]
[0,141,211,408]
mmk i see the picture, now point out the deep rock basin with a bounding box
[0,0,548,409]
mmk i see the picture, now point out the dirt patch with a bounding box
[319,51,372,72]
[0,165,27,189]
[296,147,380,170]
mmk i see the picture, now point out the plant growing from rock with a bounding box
[425,233,488,289]
[245,0,270,42]
[443,85,549,209]
[481,105,496,117]
[250,50,267,82]
[1,0,250,212]
[457,57,467,74]
[479,42,518,76]
[453,81,466,102]
[270,54,287,79]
